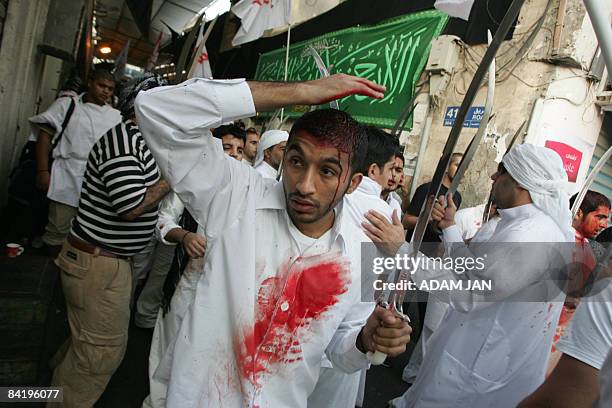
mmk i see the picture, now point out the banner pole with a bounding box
[280,24,291,124]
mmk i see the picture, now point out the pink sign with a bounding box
[545,140,582,182]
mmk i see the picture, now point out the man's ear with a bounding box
[346,173,363,194]
[367,163,378,178]
[574,208,584,222]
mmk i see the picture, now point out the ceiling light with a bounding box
[99,46,112,54]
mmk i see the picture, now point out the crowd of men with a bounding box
[23,69,611,408]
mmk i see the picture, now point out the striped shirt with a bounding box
[71,119,161,256]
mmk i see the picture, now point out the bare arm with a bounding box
[247,74,385,112]
[35,129,53,191]
[402,213,418,229]
[517,354,599,408]
[121,179,170,221]
[165,228,206,258]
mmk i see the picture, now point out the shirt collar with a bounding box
[256,181,350,251]
[356,176,383,197]
[497,203,539,220]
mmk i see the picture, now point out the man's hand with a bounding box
[358,306,411,356]
[431,192,456,230]
[363,210,405,256]
[36,170,50,192]
[302,74,386,105]
[182,232,206,258]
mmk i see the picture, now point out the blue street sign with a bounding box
[443,106,486,128]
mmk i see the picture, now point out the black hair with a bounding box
[213,124,247,143]
[394,150,405,165]
[359,126,400,175]
[288,109,367,173]
[89,69,115,83]
[570,190,611,214]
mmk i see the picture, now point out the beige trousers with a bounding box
[48,241,132,407]
[43,201,78,246]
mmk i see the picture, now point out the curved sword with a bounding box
[304,46,339,110]
[448,31,496,196]
[570,145,612,218]
[263,46,338,132]
[391,91,420,138]
[367,0,527,366]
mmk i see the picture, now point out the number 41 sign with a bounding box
[443,106,486,128]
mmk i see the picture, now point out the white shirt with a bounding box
[135,78,373,408]
[386,192,403,217]
[254,160,278,180]
[598,349,612,408]
[29,95,121,206]
[393,204,570,408]
[556,277,612,370]
[455,204,487,240]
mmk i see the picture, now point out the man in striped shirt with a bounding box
[49,75,170,407]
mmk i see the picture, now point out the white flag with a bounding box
[188,24,213,79]
[114,39,130,80]
[231,0,291,46]
[434,0,475,21]
[146,32,163,72]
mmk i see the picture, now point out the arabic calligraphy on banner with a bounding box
[255,10,448,128]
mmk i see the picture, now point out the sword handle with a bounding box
[367,350,387,365]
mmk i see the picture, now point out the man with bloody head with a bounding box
[570,190,610,240]
[135,74,411,407]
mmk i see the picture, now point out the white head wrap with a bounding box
[254,130,289,168]
[502,144,574,240]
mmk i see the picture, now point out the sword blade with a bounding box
[396,0,526,305]
[305,46,339,109]
[448,31,496,196]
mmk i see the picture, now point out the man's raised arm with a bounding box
[247,74,385,111]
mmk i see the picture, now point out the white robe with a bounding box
[308,177,394,408]
[254,160,278,180]
[136,78,375,407]
[28,95,121,207]
[392,203,570,408]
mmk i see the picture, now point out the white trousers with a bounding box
[142,258,204,408]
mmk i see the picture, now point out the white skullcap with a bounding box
[502,144,574,240]
[254,130,289,168]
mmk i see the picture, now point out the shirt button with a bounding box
[280,301,289,312]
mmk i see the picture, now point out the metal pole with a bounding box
[280,24,292,124]
[410,97,432,198]
[583,0,612,75]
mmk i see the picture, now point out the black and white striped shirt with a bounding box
[71,119,161,256]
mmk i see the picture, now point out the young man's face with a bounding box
[265,141,286,170]
[88,77,115,105]
[221,134,244,161]
[244,132,259,163]
[369,156,396,193]
[389,156,404,191]
[575,205,610,238]
[282,131,361,235]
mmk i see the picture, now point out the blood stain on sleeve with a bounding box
[234,254,351,388]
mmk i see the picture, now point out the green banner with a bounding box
[255,10,448,128]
